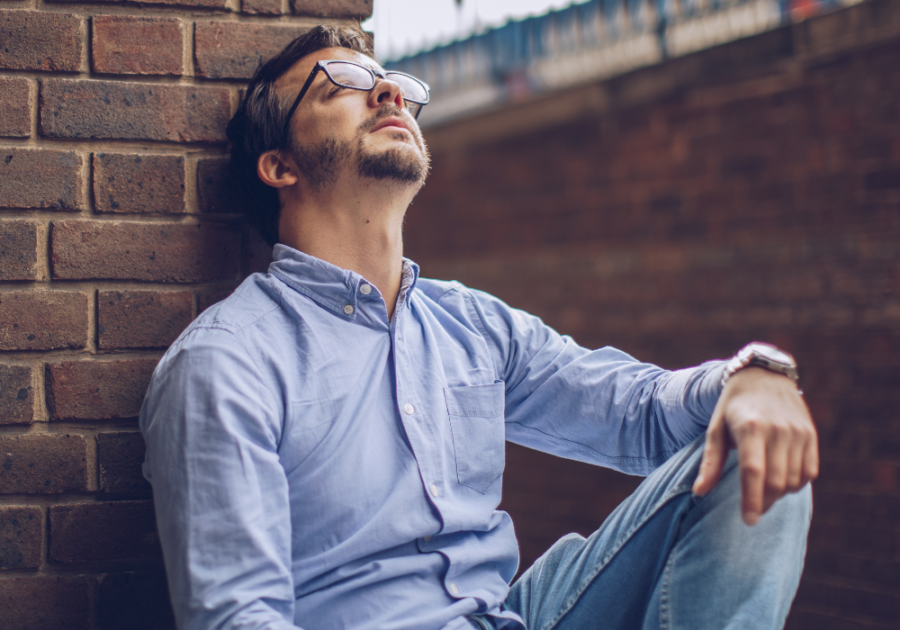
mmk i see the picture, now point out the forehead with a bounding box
[275,47,382,92]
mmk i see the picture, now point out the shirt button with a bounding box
[359,284,372,295]
[403,403,414,415]
[423,535,432,542]
[448,582,460,596]
[430,483,439,497]
[343,304,354,315]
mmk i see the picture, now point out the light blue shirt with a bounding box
[140,244,725,630]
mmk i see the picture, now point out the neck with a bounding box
[278,175,417,319]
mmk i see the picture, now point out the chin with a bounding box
[357,144,430,185]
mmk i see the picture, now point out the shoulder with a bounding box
[157,273,283,374]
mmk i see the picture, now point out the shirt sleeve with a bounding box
[461,287,725,475]
[139,326,303,630]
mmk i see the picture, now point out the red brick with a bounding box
[197,155,241,214]
[197,286,235,313]
[0,576,90,630]
[49,0,227,5]
[92,15,183,76]
[194,21,309,79]
[0,148,85,210]
[97,431,151,494]
[0,506,42,571]
[0,10,84,72]
[290,0,372,18]
[51,220,241,283]
[40,78,231,143]
[98,290,193,350]
[49,501,161,563]
[0,363,34,425]
[0,77,32,137]
[97,570,175,630]
[0,220,40,281]
[46,358,158,421]
[242,0,282,14]
[0,434,88,494]
[0,291,89,351]
[93,153,186,214]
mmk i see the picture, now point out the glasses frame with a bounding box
[281,60,431,140]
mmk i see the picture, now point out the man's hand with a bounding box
[691,366,818,525]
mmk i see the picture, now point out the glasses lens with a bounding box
[386,72,429,104]
[325,62,375,90]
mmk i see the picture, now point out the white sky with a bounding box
[363,0,587,61]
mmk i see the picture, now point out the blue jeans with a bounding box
[491,437,812,629]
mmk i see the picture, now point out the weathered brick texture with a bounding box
[0,10,84,72]
[0,576,91,630]
[290,0,372,19]
[0,148,85,210]
[48,0,228,7]
[0,0,359,624]
[197,155,242,213]
[92,15,184,76]
[93,153,186,214]
[0,363,34,425]
[51,220,241,282]
[40,79,231,142]
[0,506,42,570]
[0,77,32,137]
[46,358,158,421]
[194,21,309,79]
[0,291,89,351]
[49,501,161,563]
[97,570,175,630]
[0,434,88,494]
[98,290,193,349]
[0,220,40,281]
[242,0,283,14]
[97,431,151,494]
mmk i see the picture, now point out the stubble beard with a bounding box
[288,107,430,191]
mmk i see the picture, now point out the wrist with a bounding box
[721,342,798,388]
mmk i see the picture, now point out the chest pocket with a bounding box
[444,382,506,494]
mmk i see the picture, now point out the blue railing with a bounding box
[387,0,853,125]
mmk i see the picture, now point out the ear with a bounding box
[257,150,299,188]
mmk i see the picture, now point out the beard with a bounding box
[288,106,430,189]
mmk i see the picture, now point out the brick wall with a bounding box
[407,1,900,628]
[0,0,370,627]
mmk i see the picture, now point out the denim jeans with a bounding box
[485,437,812,630]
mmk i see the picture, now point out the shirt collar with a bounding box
[267,244,419,319]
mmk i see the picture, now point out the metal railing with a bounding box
[387,0,861,126]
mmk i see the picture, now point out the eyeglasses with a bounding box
[282,60,431,139]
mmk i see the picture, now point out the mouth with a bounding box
[371,116,410,134]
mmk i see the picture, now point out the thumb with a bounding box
[693,413,728,496]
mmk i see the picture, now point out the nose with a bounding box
[368,76,404,111]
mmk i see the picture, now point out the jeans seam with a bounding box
[539,482,694,630]
[659,547,677,630]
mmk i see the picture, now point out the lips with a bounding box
[371,116,409,134]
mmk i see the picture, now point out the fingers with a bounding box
[735,420,766,526]
[693,413,728,496]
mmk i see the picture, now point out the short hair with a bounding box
[226,25,375,247]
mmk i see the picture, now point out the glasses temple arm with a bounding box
[281,64,322,141]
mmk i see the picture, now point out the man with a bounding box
[140,25,817,630]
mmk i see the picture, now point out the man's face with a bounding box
[275,47,430,190]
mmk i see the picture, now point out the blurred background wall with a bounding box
[401,1,900,628]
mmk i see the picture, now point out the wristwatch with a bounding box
[721,342,799,387]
